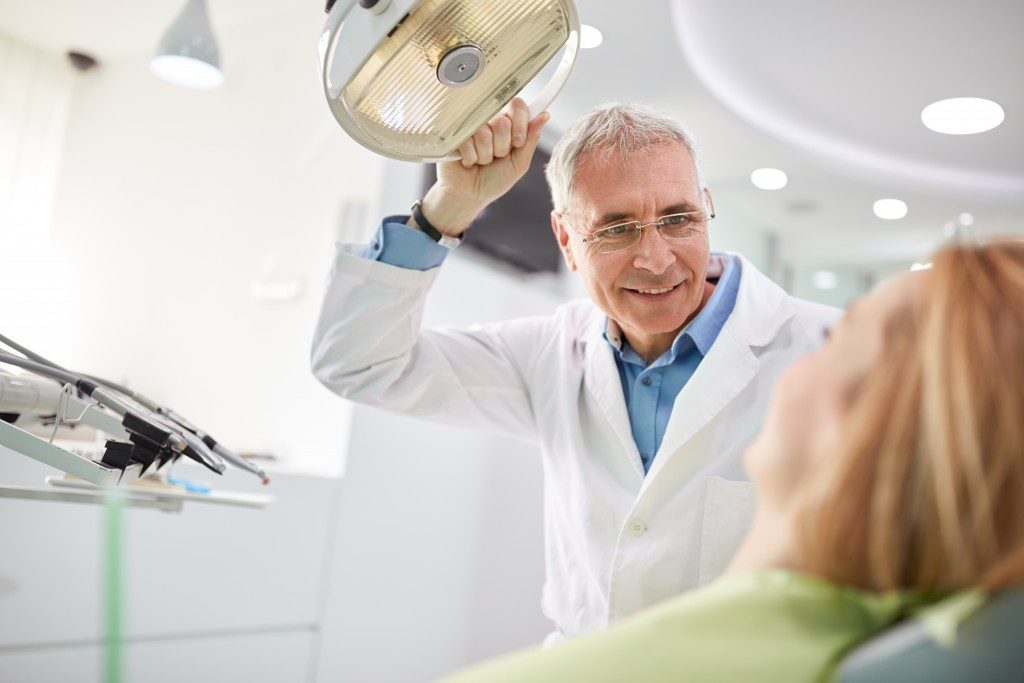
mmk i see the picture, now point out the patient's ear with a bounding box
[551,212,577,272]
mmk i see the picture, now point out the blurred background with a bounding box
[0,0,1021,681]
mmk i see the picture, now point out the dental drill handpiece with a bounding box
[159,408,269,485]
[63,370,264,481]
[86,383,225,474]
[100,386,267,484]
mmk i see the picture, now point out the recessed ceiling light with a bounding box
[580,24,603,49]
[750,168,787,190]
[958,212,974,226]
[812,271,838,290]
[921,97,1004,135]
[873,198,907,220]
[910,262,932,272]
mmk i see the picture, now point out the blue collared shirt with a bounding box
[604,254,740,473]
[364,219,740,474]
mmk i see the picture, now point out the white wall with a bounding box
[707,197,773,274]
[314,160,558,683]
[789,264,872,309]
[1,12,375,475]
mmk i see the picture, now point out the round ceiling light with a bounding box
[580,24,603,49]
[873,198,908,220]
[921,97,1005,135]
[812,271,838,290]
[750,168,787,190]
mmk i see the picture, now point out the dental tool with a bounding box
[0,333,267,483]
[0,351,225,475]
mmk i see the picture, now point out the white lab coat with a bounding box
[311,246,840,641]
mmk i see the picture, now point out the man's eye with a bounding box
[602,224,631,237]
[662,214,689,226]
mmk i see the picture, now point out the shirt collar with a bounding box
[602,253,740,362]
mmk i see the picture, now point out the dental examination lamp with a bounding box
[0,333,270,509]
[319,0,581,162]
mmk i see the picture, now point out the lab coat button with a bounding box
[627,519,647,537]
[641,376,651,386]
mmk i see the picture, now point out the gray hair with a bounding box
[544,102,706,215]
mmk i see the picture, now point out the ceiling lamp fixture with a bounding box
[150,0,223,89]
[873,198,908,220]
[319,0,581,162]
[750,168,787,190]
[580,24,603,49]
[921,97,1004,135]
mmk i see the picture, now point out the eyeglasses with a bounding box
[577,201,716,254]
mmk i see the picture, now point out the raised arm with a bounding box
[310,98,552,440]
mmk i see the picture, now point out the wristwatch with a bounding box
[411,200,464,250]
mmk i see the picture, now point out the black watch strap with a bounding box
[411,200,463,249]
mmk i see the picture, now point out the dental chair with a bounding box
[836,587,1024,682]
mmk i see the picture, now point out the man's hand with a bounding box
[418,98,550,236]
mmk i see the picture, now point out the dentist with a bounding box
[311,98,838,642]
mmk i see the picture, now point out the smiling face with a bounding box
[551,142,712,360]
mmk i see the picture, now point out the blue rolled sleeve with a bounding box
[362,215,449,271]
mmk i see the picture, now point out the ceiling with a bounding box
[1,0,1020,268]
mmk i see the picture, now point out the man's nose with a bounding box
[631,226,674,274]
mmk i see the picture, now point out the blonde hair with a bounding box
[798,239,1024,592]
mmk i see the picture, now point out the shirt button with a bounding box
[627,519,647,537]
[641,376,651,386]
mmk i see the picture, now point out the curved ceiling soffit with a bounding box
[669,0,1024,198]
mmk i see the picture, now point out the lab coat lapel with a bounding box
[645,255,794,483]
[583,320,645,478]
[645,327,758,483]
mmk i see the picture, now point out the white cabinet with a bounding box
[0,447,336,681]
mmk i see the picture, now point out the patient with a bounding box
[445,239,1024,683]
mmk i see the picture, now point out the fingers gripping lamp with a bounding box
[319,0,581,162]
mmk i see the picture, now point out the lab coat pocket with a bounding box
[697,476,757,586]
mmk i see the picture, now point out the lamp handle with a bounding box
[433,28,580,163]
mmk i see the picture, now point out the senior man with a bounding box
[311,98,838,642]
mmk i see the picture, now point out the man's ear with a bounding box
[551,211,578,272]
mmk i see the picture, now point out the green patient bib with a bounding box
[444,571,930,683]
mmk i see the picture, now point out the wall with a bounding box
[313,160,557,683]
[707,197,773,274]
[789,264,872,309]
[1,12,374,475]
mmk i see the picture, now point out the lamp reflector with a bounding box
[322,0,579,162]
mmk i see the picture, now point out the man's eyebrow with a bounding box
[595,210,634,226]
[594,202,701,226]
[659,202,700,215]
